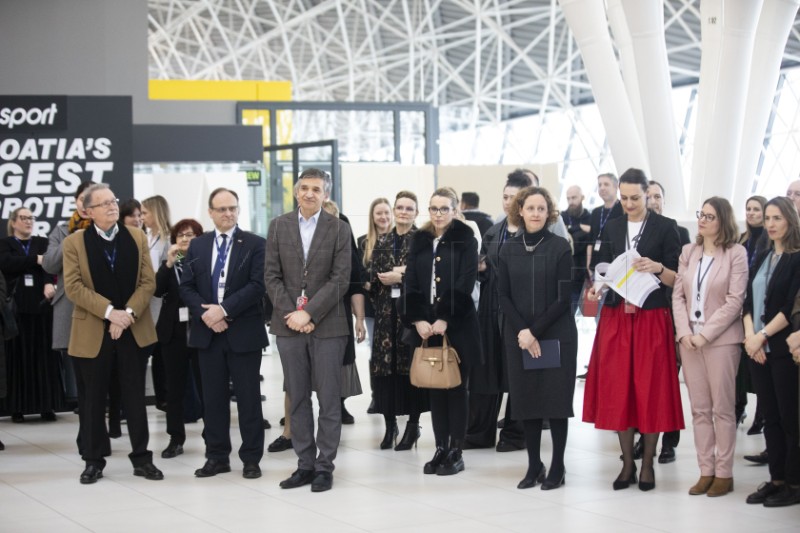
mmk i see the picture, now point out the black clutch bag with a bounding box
[522,339,560,370]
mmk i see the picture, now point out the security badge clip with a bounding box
[296,289,308,311]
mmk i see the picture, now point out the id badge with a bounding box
[24,274,34,287]
[296,290,308,311]
[179,307,189,322]
[216,282,226,303]
[594,240,601,252]
[391,285,401,299]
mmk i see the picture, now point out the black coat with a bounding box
[744,250,800,360]
[562,208,592,285]
[0,236,55,314]
[154,261,188,344]
[401,219,482,368]
[595,211,681,310]
[498,231,577,419]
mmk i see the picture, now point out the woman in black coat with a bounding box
[0,207,63,422]
[741,196,800,507]
[402,187,481,476]
[497,187,576,490]
[154,218,205,458]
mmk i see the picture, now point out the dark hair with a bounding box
[507,187,559,229]
[119,198,141,221]
[696,197,739,249]
[598,172,618,186]
[765,196,800,253]
[208,188,239,208]
[170,218,204,244]
[461,192,479,208]
[395,190,418,207]
[295,168,332,195]
[506,169,533,189]
[75,181,94,200]
[647,180,665,198]
[618,168,649,192]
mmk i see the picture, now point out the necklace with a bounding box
[522,234,545,252]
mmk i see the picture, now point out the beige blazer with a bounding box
[672,242,748,346]
[62,226,157,358]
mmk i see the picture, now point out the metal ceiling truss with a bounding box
[148,0,800,133]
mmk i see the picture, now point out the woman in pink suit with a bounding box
[673,197,748,497]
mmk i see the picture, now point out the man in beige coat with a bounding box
[63,183,162,484]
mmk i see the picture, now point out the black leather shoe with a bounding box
[496,440,524,452]
[436,447,465,476]
[195,459,231,478]
[268,435,293,452]
[279,417,285,426]
[541,472,566,491]
[280,468,315,489]
[763,485,800,507]
[424,447,448,474]
[80,465,103,484]
[263,419,271,430]
[658,446,676,464]
[744,450,769,465]
[517,463,546,489]
[242,462,261,479]
[161,442,184,459]
[311,471,333,492]
[747,419,764,435]
[746,481,782,504]
[133,463,164,480]
[341,403,355,425]
[613,464,638,490]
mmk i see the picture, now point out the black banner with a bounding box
[0,95,133,237]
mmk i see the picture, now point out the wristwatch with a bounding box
[759,329,769,340]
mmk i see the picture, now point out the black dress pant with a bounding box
[162,322,202,444]
[466,392,524,447]
[430,363,470,446]
[72,330,151,468]
[749,356,800,485]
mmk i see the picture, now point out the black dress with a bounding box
[497,230,577,419]
[0,236,64,417]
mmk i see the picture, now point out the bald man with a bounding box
[786,180,800,213]
[561,185,591,312]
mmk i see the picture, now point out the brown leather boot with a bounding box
[688,476,715,495]
[707,477,734,497]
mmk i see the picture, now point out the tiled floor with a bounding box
[0,318,797,532]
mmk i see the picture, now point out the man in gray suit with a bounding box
[265,168,352,492]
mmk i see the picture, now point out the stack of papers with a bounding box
[593,250,660,308]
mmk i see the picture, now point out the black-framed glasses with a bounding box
[696,211,717,222]
[428,206,451,216]
[88,198,119,209]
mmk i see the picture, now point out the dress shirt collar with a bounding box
[94,223,119,242]
[298,208,321,224]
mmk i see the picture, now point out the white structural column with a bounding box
[620,0,686,216]
[733,0,800,210]
[690,0,763,211]
[558,0,649,174]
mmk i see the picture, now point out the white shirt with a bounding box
[626,220,644,250]
[298,209,321,261]
[211,227,235,306]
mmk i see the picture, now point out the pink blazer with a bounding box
[672,243,748,346]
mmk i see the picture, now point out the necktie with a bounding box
[211,233,228,303]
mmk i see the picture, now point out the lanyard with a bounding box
[14,238,31,256]
[215,234,232,277]
[695,256,714,306]
[625,213,649,251]
[148,234,161,251]
[104,246,117,272]
[599,205,614,235]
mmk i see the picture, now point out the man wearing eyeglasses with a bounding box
[786,180,800,213]
[265,168,352,492]
[179,187,268,480]
[62,183,162,484]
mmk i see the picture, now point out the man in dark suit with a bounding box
[587,172,623,273]
[62,183,163,484]
[460,192,493,237]
[561,185,592,312]
[265,168,351,493]
[179,188,268,480]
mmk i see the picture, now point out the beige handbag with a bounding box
[410,334,462,389]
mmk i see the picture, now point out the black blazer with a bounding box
[401,219,482,367]
[743,250,800,359]
[179,228,268,352]
[0,236,55,314]
[154,261,187,344]
[594,211,681,309]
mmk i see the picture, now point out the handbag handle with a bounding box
[419,334,460,364]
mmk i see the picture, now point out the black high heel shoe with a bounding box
[638,465,655,492]
[394,422,421,451]
[613,463,638,490]
[380,423,399,449]
[541,471,566,491]
[517,463,546,489]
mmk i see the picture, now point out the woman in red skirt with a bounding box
[583,168,684,491]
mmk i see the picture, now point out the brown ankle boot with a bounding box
[688,476,715,495]
[707,477,733,497]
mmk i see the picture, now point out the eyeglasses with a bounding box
[696,211,717,222]
[177,232,196,239]
[428,206,452,216]
[17,215,36,222]
[88,198,119,209]
[211,206,239,214]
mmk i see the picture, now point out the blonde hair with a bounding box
[142,195,172,240]
[363,197,391,266]
[420,187,459,235]
[6,207,31,236]
[322,199,340,218]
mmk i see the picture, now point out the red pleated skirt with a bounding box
[582,304,685,433]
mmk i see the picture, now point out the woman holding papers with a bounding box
[741,196,800,508]
[583,168,684,492]
[672,197,747,497]
[496,186,576,490]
